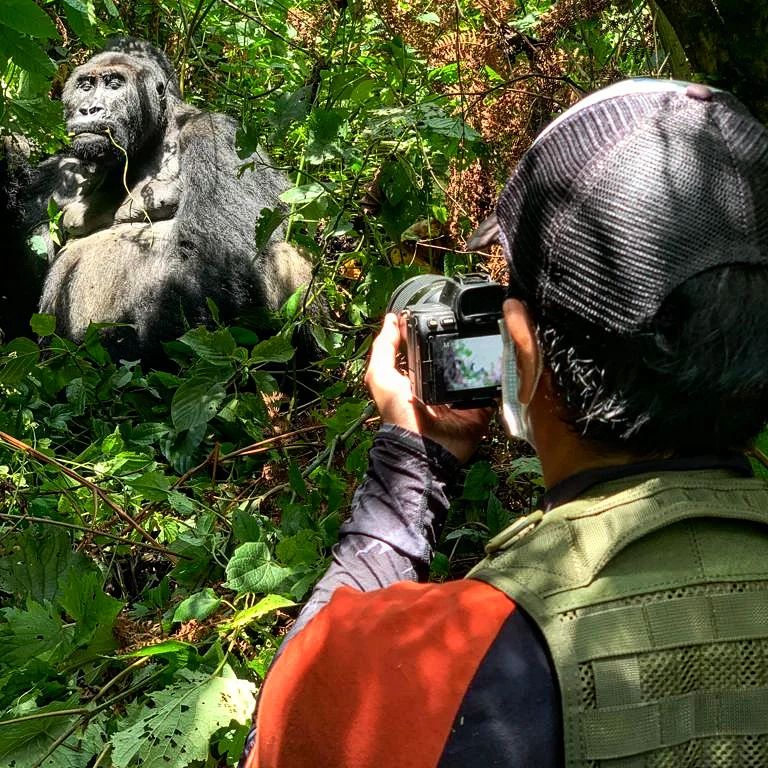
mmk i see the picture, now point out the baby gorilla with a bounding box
[19,37,312,364]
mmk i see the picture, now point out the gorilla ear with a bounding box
[156,81,166,96]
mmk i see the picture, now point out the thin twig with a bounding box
[0,513,183,558]
[0,708,87,726]
[172,424,326,487]
[0,430,160,548]
[749,445,768,470]
[217,0,311,54]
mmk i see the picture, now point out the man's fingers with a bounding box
[367,313,401,375]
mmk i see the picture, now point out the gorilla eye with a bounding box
[77,78,94,91]
[104,73,125,89]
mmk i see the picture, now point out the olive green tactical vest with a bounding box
[468,470,768,767]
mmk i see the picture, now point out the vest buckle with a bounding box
[485,509,544,554]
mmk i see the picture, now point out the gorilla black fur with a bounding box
[3,37,313,363]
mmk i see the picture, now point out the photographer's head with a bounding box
[493,79,768,458]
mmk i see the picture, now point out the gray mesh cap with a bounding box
[495,79,768,332]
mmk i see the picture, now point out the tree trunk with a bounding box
[652,0,768,123]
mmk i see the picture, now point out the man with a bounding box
[241,79,768,767]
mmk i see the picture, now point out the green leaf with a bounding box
[232,509,264,544]
[345,436,373,479]
[30,313,56,336]
[171,378,227,431]
[58,570,123,647]
[0,703,102,768]
[507,455,544,484]
[254,206,285,251]
[322,399,369,437]
[110,670,256,768]
[281,285,306,321]
[225,542,290,595]
[486,492,512,537]
[0,528,85,603]
[125,422,170,447]
[511,11,542,33]
[178,327,237,364]
[0,0,58,39]
[1,600,71,666]
[751,428,768,479]
[28,235,48,256]
[172,588,221,624]
[121,639,196,661]
[287,460,306,497]
[417,11,441,24]
[430,552,450,578]
[221,593,295,631]
[461,460,499,501]
[276,529,320,566]
[250,335,295,364]
[125,470,171,501]
[279,182,327,205]
[0,26,56,82]
[0,336,39,385]
[168,534,215,587]
[61,0,98,45]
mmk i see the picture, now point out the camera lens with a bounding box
[386,274,448,314]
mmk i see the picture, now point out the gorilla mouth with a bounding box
[69,125,120,162]
[70,121,114,140]
[73,127,110,138]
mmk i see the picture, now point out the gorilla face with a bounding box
[63,52,166,164]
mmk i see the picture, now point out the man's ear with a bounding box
[502,298,540,405]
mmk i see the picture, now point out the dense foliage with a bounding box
[1,1,765,766]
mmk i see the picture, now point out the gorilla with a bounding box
[2,37,313,364]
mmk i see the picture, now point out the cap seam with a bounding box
[708,97,753,244]
[539,94,688,316]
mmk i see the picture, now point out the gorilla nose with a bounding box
[79,105,105,116]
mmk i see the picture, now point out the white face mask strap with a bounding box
[498,317,543,446]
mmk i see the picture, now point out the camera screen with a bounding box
[438,334,503,392]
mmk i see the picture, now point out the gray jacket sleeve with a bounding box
[282,423,461,642]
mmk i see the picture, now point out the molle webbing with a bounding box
[469,471,768,767]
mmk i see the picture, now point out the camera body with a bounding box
[387,273,505,406]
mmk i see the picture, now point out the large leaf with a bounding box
[0,337,40,386]
[322,399,369,437]
[250,335,295,364]
[254,206,285,251]
[221,594,295,632]
[461,460,499,501]
[225,542,291,595]
[171,378,227,431]
[110,670,256,768]
[1,601,71,667]
[0,704,107,768]
[125,469,172,501]
[172,588,221,624]
[0,25,56,79]
[0,529,86,604]
[0,0,58,39]
[178,327,237,365]
[278,182,326,205]
[58,570,123,648]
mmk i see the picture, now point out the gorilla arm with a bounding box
[171,106,313,319]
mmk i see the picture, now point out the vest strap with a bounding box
[580,686,768,759]
[568,591,768,661]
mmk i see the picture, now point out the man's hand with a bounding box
[365,313,494,463]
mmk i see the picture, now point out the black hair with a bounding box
[534,265,768,455]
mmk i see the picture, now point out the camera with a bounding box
[387,273,505,406]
